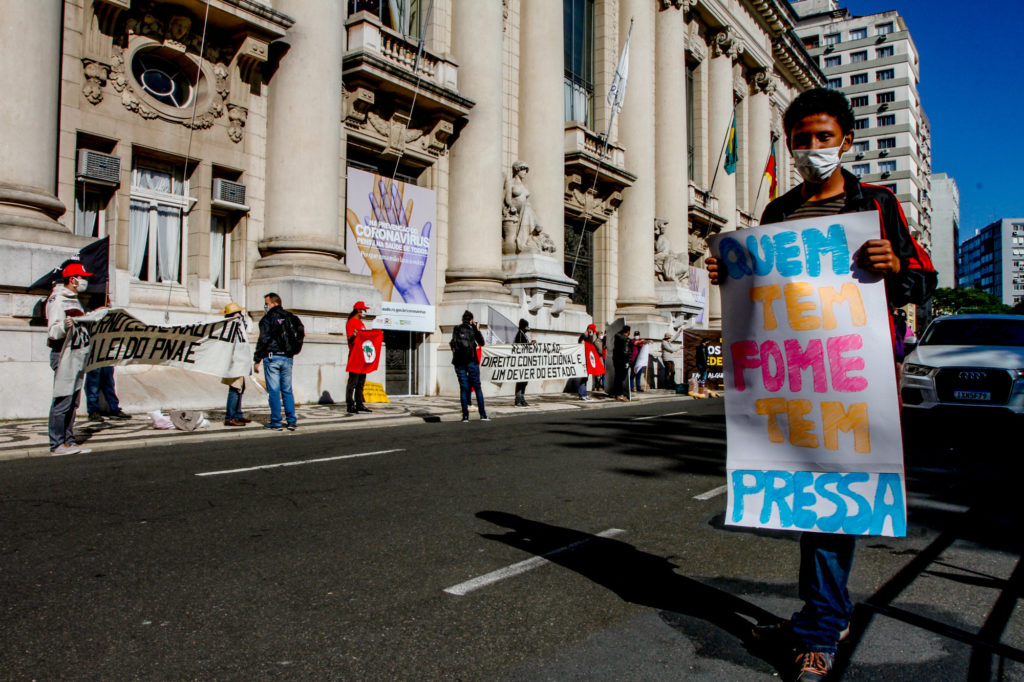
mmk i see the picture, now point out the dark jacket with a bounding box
[695,342,709,370]
[450,322,485,366]
[254,306,292,361]
[612,330,630,366]
[760,169,937,308]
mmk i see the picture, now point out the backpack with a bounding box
[450,324,476,361]
[279,311,305,356]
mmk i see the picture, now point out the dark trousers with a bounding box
[613,362,628,396]
[514,381,528,404]
[791,532,856,654]
[346,372,367,410]
[85,366,120,414]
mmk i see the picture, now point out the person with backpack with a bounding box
[345,301,373,415]
[450,310,489,422]
[254,292,303,431]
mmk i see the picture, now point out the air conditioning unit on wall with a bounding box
[76,150,121,186]
[212,178,249,211]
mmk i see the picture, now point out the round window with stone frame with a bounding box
[130,48,197,109]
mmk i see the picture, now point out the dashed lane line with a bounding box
[444,528,626,596]
[195,449,405,477]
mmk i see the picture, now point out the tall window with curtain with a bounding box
[564,0,595,127]
[348,0,423,38]
[74,184,105,237]
[210,213,229,290]
[129,161,188,284]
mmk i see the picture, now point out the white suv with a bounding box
[900,314,1024,417]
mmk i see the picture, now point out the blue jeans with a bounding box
[791,532,856,653]
[85,366,120,414]
[454,363,486,418]
[226,385,244,421]
[263,356,296,426]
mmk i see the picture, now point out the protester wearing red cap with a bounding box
[44,263,95,455]
[345,301,372,414]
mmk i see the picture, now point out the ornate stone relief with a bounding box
[564,173,623,225]
[654,218,688,284]
[750,68,777,96]
[81,59,109,104]
[733,68,748,102]
[711,26,743,61]
[344,86,455,162]
[503,161,556,255]
[227,104,248,143]
[686,22,708,63]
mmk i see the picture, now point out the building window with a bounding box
[852,140,870,153]
[850,95,869,108]
[850,27,867,40]
[876,45,894,58]
[803,35,820,49]
[564,0,595,127]
[882,183,897,193]
[129,161,188,283]
[853,118,869,130]
[851,50,868,63]
[852,163,870,176]
[825,32,841,46]
[850,73,868,85]
[74,185,106,237]
[877,91,895,104]
[824,55,842,68]
[876,68,895,80]
[877,22,894,35]
[131,50,194,108]
[879,160,897,174]
[826,77,842,89]
[210,213,230,290]
[348,0,424,37]
[877,114,896,127]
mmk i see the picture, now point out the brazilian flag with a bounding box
[724,112,738,175]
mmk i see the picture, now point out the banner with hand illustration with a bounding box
[347,329,383,374]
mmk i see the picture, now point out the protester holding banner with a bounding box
[221,302,253,426]
[577,323,604,400]
[345,301,373,415]
[632,336,650,393]
[450,310,489,422]
[513,318,531,407]
[46,264,95,455]
[254,293,302,431]
[707,88,936,682]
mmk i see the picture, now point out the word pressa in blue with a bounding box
[719,224,851,280]
[731,470,906,536]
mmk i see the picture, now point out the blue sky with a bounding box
[844,1,1024,238]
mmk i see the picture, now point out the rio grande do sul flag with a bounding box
[347,329,383,374]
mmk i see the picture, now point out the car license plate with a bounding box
[954,390,990,401]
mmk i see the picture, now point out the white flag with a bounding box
[607,21,633,114]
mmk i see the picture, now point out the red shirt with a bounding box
[346,316,365,341]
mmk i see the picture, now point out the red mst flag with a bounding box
[347,329,383,374]
[584,340,605,376]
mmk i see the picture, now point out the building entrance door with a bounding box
[384,331,421,396]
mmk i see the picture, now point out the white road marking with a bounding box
[631,411,689,421]
[444,528,626,596]
[195,449,404,477]
[694,484,728,501]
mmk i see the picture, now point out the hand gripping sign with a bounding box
[347,329,383,374]
[709,212,906,537]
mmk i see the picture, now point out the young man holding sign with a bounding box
[708,89,935,681]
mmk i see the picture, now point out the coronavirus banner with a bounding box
[481,343,586,384]
[345,167,437,332]
[710,212,905,537]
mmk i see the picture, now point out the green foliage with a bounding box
[932,287,1012,316]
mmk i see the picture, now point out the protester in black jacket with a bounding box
[450,310,489,422]
[254,293,300,431]
[513,318,531,407]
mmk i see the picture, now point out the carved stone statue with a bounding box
[654,218,688,284]
[503,161,554,255]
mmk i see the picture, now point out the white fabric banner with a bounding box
[480,343,586,384]
[710,212,906,537]
[53,308,252,396]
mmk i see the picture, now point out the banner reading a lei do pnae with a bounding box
[480,343,586,384]
[53,308,252,396]
[710,211,906,537]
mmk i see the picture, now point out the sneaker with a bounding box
[461,416,469,422]
[87,413,105,422]
[794,651,834,682]
[286,424,297,431]
[50,443,82,456]
[356,408,372,414]
[263,423,283,431]
[108,411,131,420]
[480,415,491,421]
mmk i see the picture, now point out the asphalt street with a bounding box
[1,398,1021,680]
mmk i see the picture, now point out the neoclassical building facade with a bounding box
[0,0,822,417]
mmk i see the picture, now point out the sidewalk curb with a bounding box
[0,392,694,462]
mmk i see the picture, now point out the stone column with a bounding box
[748,69,775,221]
[518,0,565,262]
[707,28,741,327]
[654,2,688,260]
[445,0,505,296]
[0,0,67,241]
[615,0,661,334]
[257,0,349,287]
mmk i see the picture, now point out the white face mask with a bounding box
[791,143,845,184]
[74,278,88,293]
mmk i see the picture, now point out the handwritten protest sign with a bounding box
[53,309,252,396]
[710,212,905,537]
[481,343,586,384]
